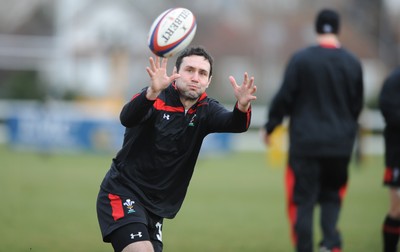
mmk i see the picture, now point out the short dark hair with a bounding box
[315,9,340,34]
[175,46,214,78]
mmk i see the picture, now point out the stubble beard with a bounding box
[180,89,200,101]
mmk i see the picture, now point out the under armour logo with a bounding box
[163,113,170,120]
[130,232,143,240]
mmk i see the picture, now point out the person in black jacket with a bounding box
[379,67,400,252]
[261,9,363,252]
[96,46,257,252]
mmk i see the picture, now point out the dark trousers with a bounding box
[286,156,350,252]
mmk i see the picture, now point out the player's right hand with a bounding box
[146,57,180,100]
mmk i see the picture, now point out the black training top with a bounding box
[265,44,364,157]
[379,67,400,166]
[100,83,251,218]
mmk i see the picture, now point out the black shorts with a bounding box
[383,165,400,187]
[96,188,163,251]
[288,155,350,203]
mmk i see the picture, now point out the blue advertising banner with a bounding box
[6,103,232,154]
[6,105,124,153]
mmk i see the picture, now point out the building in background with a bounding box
[0,0,398,103]
[0,0,398,153]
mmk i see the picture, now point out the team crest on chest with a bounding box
[188,114,196,126]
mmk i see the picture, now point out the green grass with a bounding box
[0,145,386,251]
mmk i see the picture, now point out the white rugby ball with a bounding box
[148,8,197,58]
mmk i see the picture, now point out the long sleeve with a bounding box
[265,55,300,134]
[206,99,251,133]
[350,64,364,120]
[379,69,400,127]
[120,88,155,128]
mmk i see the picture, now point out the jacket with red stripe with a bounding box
[100,83,251,218]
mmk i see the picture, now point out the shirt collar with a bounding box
[319,42,341,49]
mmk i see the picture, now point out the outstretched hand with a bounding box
[229,72,257,112]
[145,57,180,100]
[260,127,271,146]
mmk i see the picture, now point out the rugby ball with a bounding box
[148,8,197,58]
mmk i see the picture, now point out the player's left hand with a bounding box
[229,72,257,112]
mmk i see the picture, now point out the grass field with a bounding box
[0,145,387,251]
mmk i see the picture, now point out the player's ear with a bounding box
[206,75,212,88]
[173,66,178,74]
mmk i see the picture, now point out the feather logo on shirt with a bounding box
[188,114,196,127]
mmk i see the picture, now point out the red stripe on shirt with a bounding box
[108,193,124,221]
[131,93,141,101]
[153,99,184,112]
[319,42,340,49]
[245,106,251,129]
[235,102,252,129]
[198,92,207,102]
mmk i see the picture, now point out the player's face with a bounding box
[175,55,211,100]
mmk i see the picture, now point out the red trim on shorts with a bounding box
[108,193,124,221]
[384,166,393,183]
[339,183,347,203]
[285,165,297,245]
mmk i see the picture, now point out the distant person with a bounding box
[379,67,400,252]
[261,9,364,252]
[96,46,257,252]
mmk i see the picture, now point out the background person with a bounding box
[261,9,364,252]
[379,67,400,252]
